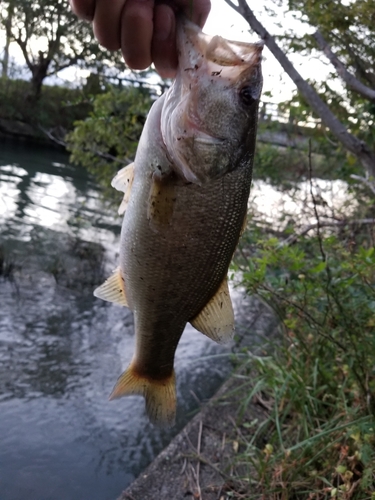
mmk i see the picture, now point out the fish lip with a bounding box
[193,134,226,146]
[177,17,264,71]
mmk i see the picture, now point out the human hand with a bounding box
[70,0,211,78]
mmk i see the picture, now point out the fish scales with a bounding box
[94,18,263,425]
[124,149,253,375]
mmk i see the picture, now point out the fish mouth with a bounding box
[160,18,262,185]
[193,133,226,146]
[177,18,263,75]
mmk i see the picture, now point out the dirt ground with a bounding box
[118,374,268,500]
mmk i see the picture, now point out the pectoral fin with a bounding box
[111,163,134,215]
[190,277,234,344]
[93,267,129,307]
[147,175,176,230]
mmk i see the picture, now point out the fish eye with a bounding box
[239,86,256,107]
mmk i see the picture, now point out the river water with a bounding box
[0,140,273,500]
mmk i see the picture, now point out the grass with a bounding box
[227,172,375,499]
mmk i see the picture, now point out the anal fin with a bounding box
[93,267,129,307]
[109,360,176,426]
[190,277,234,344]
[111,163,134,215]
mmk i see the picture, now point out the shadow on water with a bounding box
[0,140,274,500]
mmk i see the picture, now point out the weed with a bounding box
[230,174,375,498]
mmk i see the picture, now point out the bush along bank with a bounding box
[228,179,375,498]
[0,77,96,143]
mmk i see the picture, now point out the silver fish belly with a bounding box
[94,19,263,425]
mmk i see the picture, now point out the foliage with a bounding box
[254,124,363,188]
[0,0,125,97]
[0,77,97,136]
[277,0,375,151]
[66,86,154,192]
[226,0,375,179]
[229,184,375,498]
[286,0,375,85]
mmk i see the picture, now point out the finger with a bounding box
[168,0,211,28]
[92,0,127,51]
[190,0,211,28]
[121,0,155,70]
[152,3,178,79]
[69,0,96,21]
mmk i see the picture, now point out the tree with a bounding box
[224,0,375,180]
[0,0,125,98]
[1,1,14,78]
[66,86,154,193]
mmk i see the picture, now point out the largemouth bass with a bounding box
[94,19,263,426]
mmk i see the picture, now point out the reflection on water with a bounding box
[251,178,357,230]
[0,141,272,500]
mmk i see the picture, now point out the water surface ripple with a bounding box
[0,141,268,500]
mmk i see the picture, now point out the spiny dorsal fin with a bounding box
[190,276,234,344]
[147,175,176,231]
[111,163,135,215]
[109,360,176,426]
[93,267,129,307]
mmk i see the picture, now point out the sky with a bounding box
[206,1,295,101]
[0,0,331,103]
[205,0,331,102]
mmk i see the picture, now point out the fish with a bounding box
[94,18,263,426]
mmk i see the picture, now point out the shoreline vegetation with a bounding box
[2,77,375,498]
[2,0,375,496]
[0,78,96,145]
[122,177,375,499]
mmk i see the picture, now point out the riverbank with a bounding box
[0,79,93,146]
[119,372,268,500]
[118,296,280,500]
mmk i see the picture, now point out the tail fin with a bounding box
[109,361,176,426]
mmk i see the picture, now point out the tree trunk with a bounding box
[225,0,375,179]
[1,1,15,79]
[29,56,50,100]
[313,30,375,103]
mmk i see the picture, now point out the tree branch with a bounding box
[13,34,32,70]
[280,219,375,247]
[313,30,375,102]
[224,0,375,178]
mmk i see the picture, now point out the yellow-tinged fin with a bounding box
[147,175,176,230]
[93,267,129,307]
[190,277,235,344]
[111,163,134,215]
[109,361,176,426]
